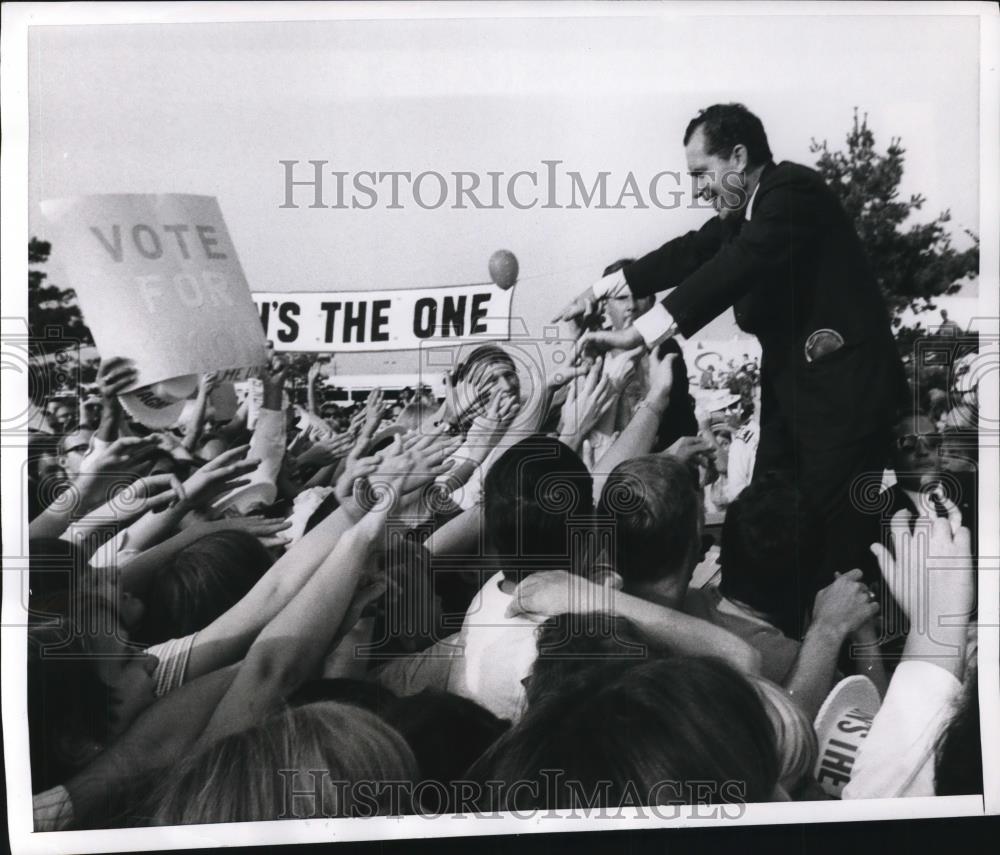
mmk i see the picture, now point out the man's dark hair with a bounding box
[484,435,593,582]
[684,103,773,167]
[597,455,700,587]
[718,473,820,639]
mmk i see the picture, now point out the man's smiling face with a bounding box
[685,125,747,220]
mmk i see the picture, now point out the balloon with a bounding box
[488,249,519,291]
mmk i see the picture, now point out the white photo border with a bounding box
[2,2,998,853]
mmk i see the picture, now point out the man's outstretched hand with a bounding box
[551,290,596,325]
[551,270,630,324]
[573,327,644,365]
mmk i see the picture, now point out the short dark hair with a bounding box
[468,656,780,809]
[684,103,773,167]
[602,258,634,277]
[383,689,509,812]
[484,436,593,582]
[718,473,820,639]
[597,455,700,587]
[527,612,651,708]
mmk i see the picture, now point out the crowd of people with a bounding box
[24,284,982,829]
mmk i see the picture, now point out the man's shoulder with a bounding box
[757,161,832,201]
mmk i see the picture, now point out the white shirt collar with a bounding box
[745,181,761,221]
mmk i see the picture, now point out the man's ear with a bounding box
[730,143,750,173]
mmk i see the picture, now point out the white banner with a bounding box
[39,193,269,389]
[253,283,513,352]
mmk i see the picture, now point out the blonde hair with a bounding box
[749,676,818,794]
[148,702,417,824]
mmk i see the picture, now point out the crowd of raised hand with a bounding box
[24,290,980,829]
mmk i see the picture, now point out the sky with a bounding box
[27,11,982,374]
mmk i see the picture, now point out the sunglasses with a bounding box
[895,434,942,452]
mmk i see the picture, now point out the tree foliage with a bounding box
[810,109,978,330]
[28,237,94,348]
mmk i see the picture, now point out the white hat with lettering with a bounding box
[812,675,882,798]
[119,374,199,429]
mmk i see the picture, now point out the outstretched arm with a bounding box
[591,348,675,494]
[507,570,761,675]
[784,569,880,718]
[198,442,448,743]
[63,665,239,826]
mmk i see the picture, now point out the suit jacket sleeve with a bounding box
[623,215,726,300]
[628,175,819,339]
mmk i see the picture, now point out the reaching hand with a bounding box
[466,389,520,447]
[869,505,974,629]
[77,436,161,477]
[378,431,459,500]
[107,472,183,516]
[180,444,261,509]
[200,371,220,395]
[348,443,418,529]
[340,432,457,527]
[551,272,628,325]
[505,570,616,619]
[263,355,288,393]
[97,357,139,400]
[551,289,598,325]
[603,346,644,393]
[662,435,714,466]
[646,348,678,405]
[341,390,389,469]
[361,389,387,436]
[573,327,644,366]
[810,568,880,640]
[559,358,617,441]
[334,451,384,518]
[295,433,354,468]
[219,514,293,547]
[346,408,367,440]
[546,361,590,392]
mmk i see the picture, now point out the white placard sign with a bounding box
[253,283,513,352]
[39,193,268,390]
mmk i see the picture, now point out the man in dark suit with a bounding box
[555,103,908,589]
